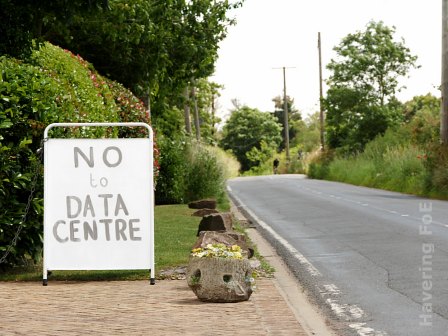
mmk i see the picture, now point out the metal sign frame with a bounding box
[43,122,155,286]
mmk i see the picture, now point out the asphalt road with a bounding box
[227,175,448,336]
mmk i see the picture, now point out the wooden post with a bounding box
[442,0,448,144]
[282,67,290,161]
[318,32,325,151]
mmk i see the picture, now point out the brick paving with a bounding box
[0,278,308,336]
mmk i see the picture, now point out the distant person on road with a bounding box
[273,158,279,174]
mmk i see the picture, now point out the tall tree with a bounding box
[192,79,222,144]
[45,0,243,130]
[325,21,418,152]
[0,0,106,58]
[220,106,282,171]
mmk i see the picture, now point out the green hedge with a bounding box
[155,135,226,205]
[0,42,229,268]
[0,43,151,268]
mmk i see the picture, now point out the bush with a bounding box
[155,135,189,205]
[185,143,226,203]
[423,144,448,197]
[0,55,58,268]
[305,94,447,199]
[307,150,334,179]
[307,129,435,197]
[207,146,240,179]
[0,43,155,268]
[155,135,229,205]
[0,140,43,269]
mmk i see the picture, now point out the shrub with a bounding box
[423,144,448,197]
[0,140,43,269]
[155,135,189,205]
[185,143,226,203]
[0,43,156,268]
[155,135,229,205]
[207,146,240,179]
[0,56,58,268]
[307,150,334,179]
[30,43,119,133]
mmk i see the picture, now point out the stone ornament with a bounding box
[187,257,253,302]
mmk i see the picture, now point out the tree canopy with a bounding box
[44,0,242,130]
[0,0,107,58]
[325,21,418,152]
[1,0,243,137]
[220,106,282,171]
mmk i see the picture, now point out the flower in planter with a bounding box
[191,243,243,260]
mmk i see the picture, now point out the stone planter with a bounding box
[187,257,253,302]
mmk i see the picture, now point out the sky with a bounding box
[211,0,441,122]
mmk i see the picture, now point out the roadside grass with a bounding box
[311,143,438,197]
[0,205,201,282]
[0,201,273,281]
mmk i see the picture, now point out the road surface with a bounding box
[227,175,448,336]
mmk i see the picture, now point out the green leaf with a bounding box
[19,138,32,148]
[0,120,13,128]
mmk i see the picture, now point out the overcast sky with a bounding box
[211,0,441,121]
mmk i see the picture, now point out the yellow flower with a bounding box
[231,245,241,252]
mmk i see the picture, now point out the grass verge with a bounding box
[0,205,200,282]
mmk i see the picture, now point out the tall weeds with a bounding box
[308,128,447,199]
[155,136,240,205]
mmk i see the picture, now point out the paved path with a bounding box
[0,196,332,336]
[0,278,307,335]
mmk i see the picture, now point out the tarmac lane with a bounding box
[227,175,448,336]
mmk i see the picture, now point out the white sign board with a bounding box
[43,126,153,280]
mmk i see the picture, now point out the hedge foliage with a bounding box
[155,135,227,205]
[0,43,151,268]
[1,42,230,268]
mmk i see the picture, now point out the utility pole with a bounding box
[282,67,290,161]
[273,66,295,161]
[318,32,325,151]
[442,0,448,144]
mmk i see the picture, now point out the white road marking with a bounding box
[230,193,321,277]
[321,284,340,296]
[295,185,448,228]
[320,284,388,335]
[349,322,388,336]
[325,298,364,320]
